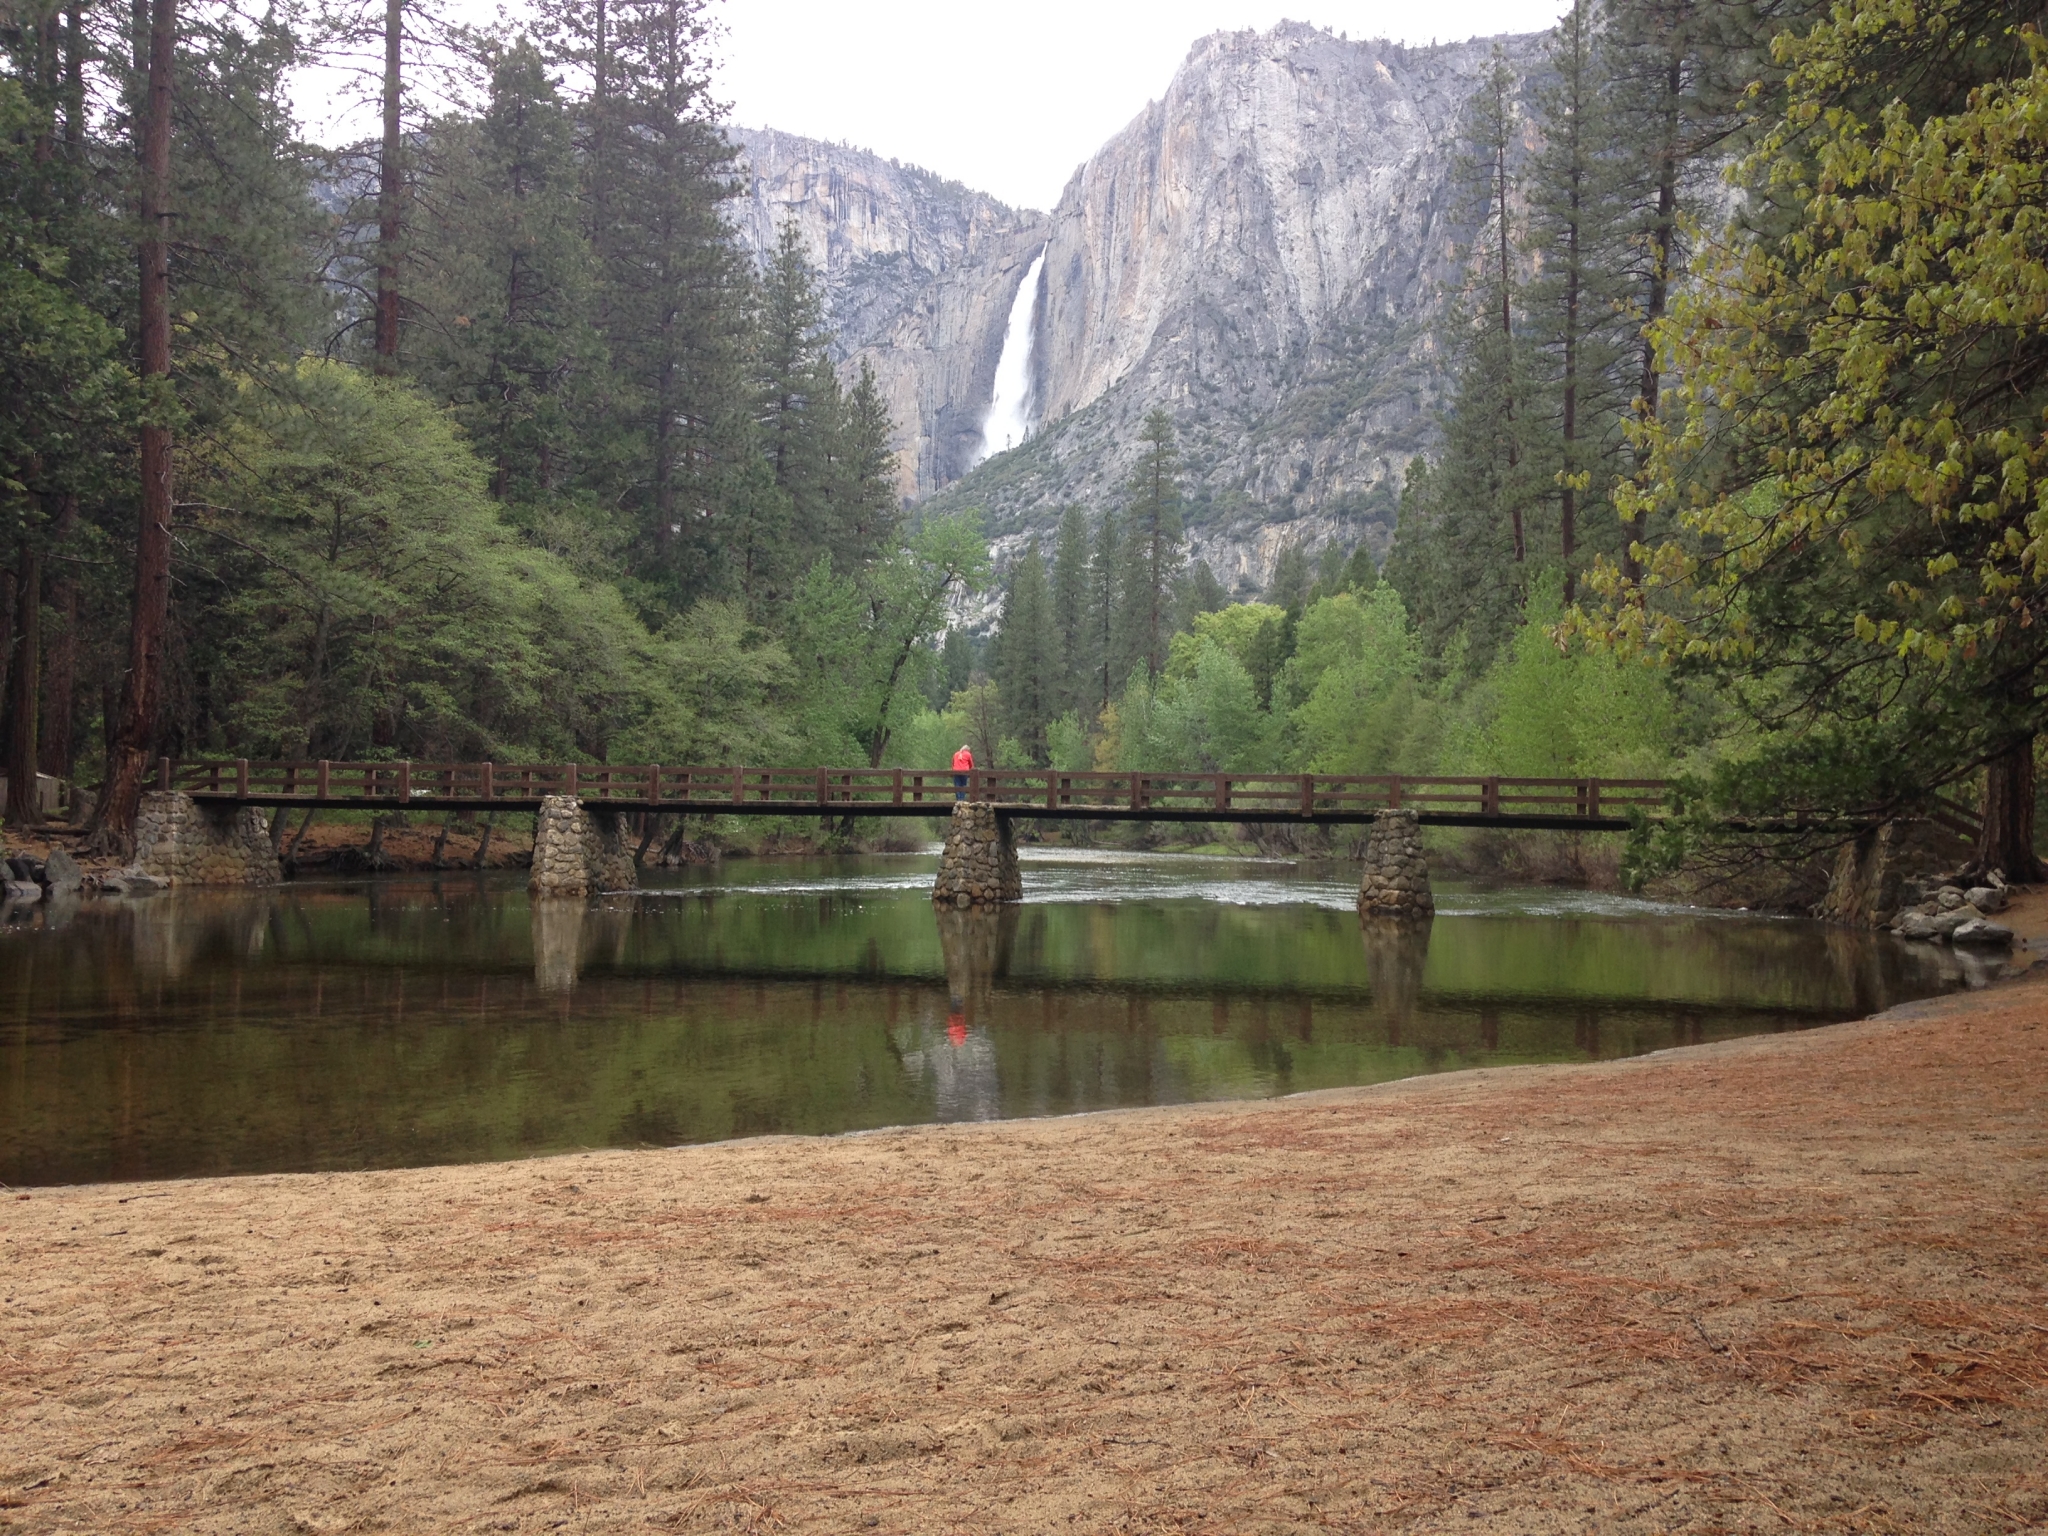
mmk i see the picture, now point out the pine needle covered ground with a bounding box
[4,935,2045,1533]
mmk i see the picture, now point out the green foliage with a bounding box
[1279,588,1428,774]
[1575,0,2048,820]
[187,361,740,760]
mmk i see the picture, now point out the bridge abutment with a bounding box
[530,795,635,897]
[133,791,280,886]
[933,802,1020,907]
[1358,809,1433,922]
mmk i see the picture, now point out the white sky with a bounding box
[293,0,1567,210]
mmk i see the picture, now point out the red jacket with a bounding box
[951,747,975,772]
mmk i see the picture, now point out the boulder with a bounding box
[1952,918,2015,948]
[1934,887,1968,911]
[2,879,40,904]
[1964,885,2007,914]
[41,849,82,894]
[102,870,167,895]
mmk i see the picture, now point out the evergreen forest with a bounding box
[3,0,2047,879]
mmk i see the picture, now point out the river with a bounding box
[0,849,1990,1185]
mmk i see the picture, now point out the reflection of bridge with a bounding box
[157,758,1669,831]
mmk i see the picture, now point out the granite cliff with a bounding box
[725,127,1046,500]
[728,23,1540,591]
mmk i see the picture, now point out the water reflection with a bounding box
[0,855,1986,1185]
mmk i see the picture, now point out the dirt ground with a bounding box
[4,930,2046,1533]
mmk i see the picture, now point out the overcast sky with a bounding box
[295,0,1567,211]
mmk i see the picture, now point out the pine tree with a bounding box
[1522,0,1633,601]
[756,220,833,553]
[1086,504,1120,718]
[1049,504,1087,713]
[992,537,1054,764]
[824,359,900,571]
[1118,408,1184,678]
[593,0,750,607]
[413,39,598,507]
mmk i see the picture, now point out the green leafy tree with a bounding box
[1576,0,2048,876]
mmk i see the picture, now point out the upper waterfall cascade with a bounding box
[977,250,1046,463]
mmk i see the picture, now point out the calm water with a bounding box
[0,850,1991,1186]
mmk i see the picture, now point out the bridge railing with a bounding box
[159,758,1676,821]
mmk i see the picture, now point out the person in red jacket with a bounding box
[951,743,974,801]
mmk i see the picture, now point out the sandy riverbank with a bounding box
[5,939,2046,1533]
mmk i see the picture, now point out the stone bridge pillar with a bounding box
[529,795,636,896]
[932,802,1021,907]
[132,792,280,886]
[1358,809,1433,922]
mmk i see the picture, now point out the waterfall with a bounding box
[977,250,1046,462]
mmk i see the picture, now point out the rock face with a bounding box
[529,796,636,897]
[932,803,1022,907]
[732,24,1540,593]
[727,127,1047,499]
[1358,810,1433,922]
[131,792,280,886]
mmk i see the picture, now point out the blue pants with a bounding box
[954,773,967,802]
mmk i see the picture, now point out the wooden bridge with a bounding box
[156,758,1670,831]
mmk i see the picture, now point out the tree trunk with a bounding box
[1974,736,2046,882]
[88,0,175,857]
[6,544,43,826]
[39,496,77,781]
[286,806,317,869]
[472,814,493,869]
[1624,50,1684,586]
[373,0,403,372]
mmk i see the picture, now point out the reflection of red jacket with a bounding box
[952,747,974,772]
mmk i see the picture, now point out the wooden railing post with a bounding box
[893,768,904,806]
[1388,776,1403,810]
[731,766,743,805]
[1129,772,1142,812]
[816,766,828,806]
[1215,774,1229,812]
[315,760,330,799]
[396,760,411,803]
[647,764,661,804]
[1047,773,1059,811]
[563,762,577,797]
[1587,779,1601,818]
[480,761,493,802]
[1299,775,1313,817]
[1483,776,1500,816]
[235,758,249,796]
[158,756,172,791]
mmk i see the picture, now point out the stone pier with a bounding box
[1357,809,1433,922]
[132,792,280,886]
[529,795,636,896]
[932,802,1020,907]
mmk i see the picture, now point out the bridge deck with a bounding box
[156,759,1668,831]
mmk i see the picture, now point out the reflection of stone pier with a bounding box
[1357,809,1433,922]
[531,898,587,992]
[1360,920,1431,1037]
[935,905,1018,1026]
[932,803,1020,907]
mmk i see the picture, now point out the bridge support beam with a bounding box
[933,802,1021,908]
[132,791,280,886]
[1358,809,1433,922]
[530,795,635,897]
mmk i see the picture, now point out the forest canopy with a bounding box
[2,0,2045,877]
